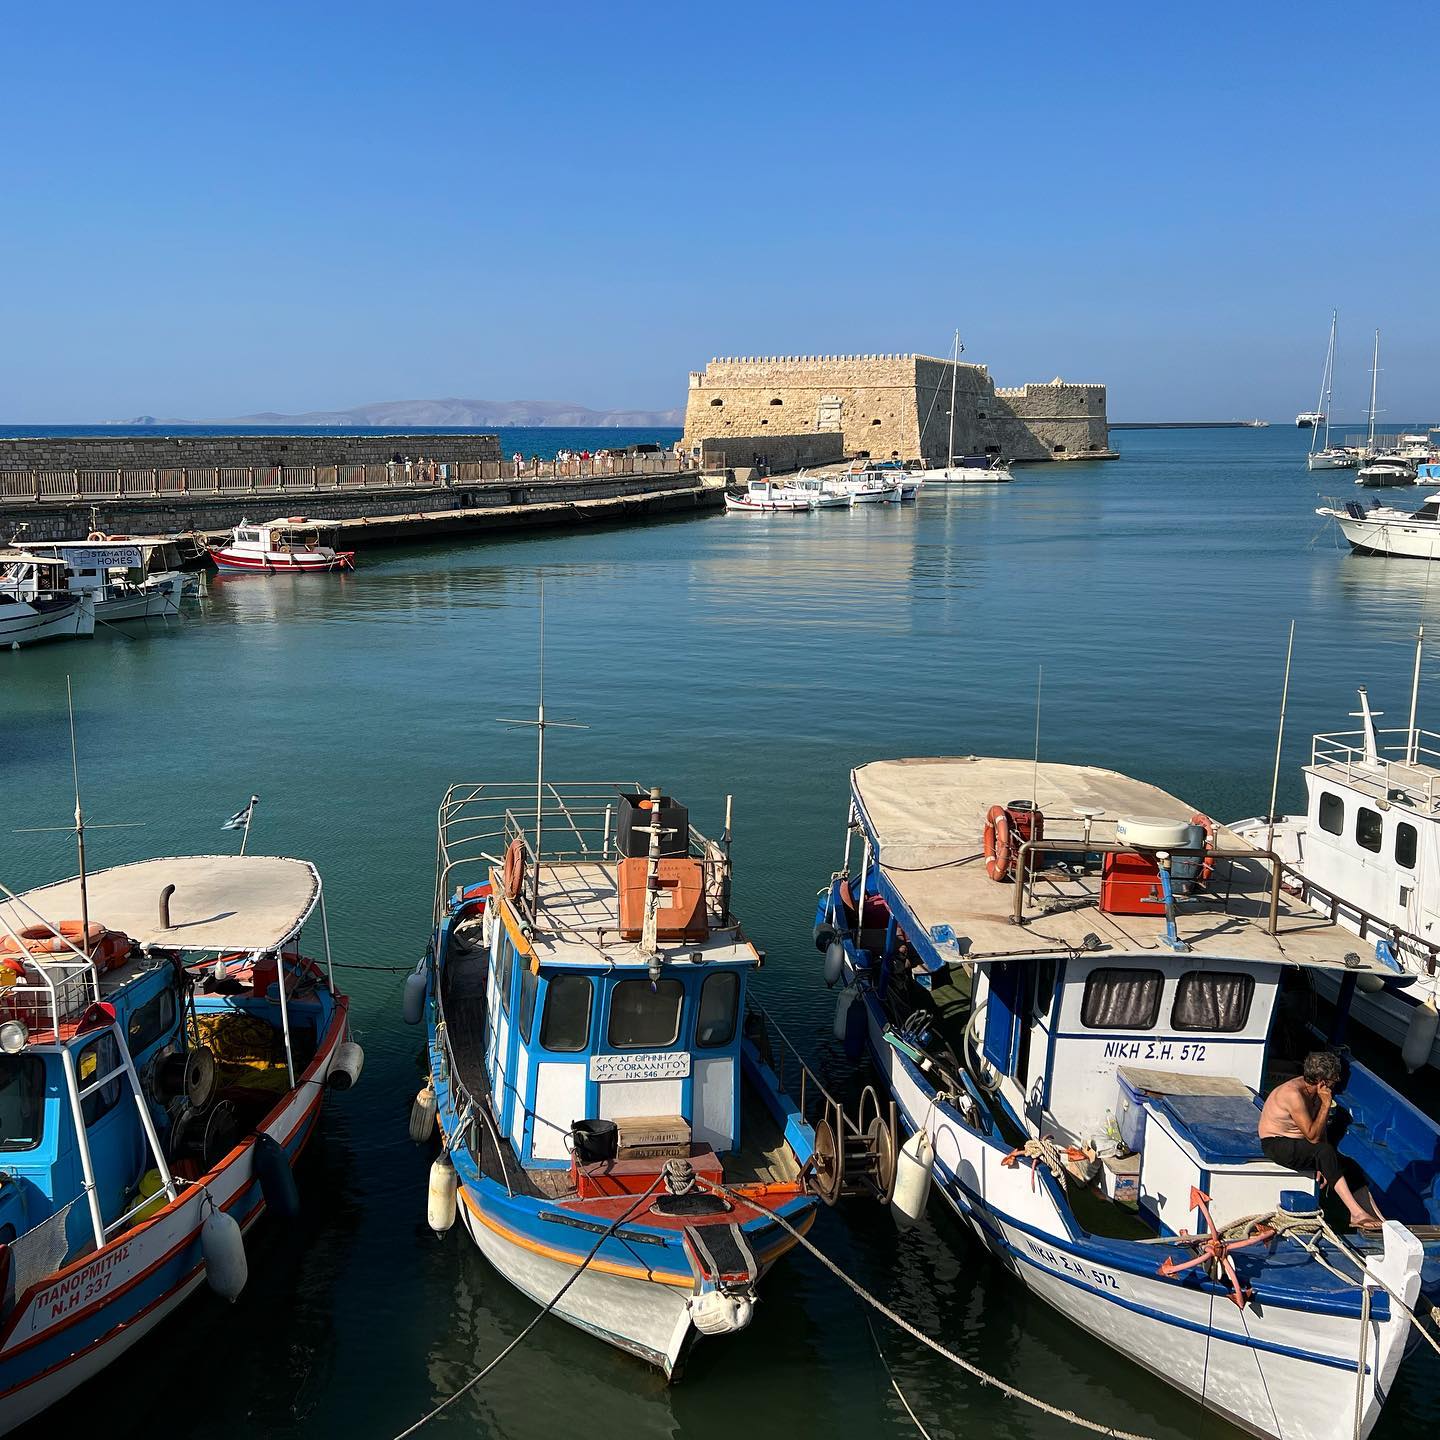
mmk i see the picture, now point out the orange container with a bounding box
[617,857,708,941]
[1100,851,1166,916]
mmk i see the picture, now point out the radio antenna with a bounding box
[1032,664,1043,814]
[1407,623,1425,766]
[1266,621,1297,848]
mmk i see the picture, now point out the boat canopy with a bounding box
[0,855,321,952]
[850,757,1399,976]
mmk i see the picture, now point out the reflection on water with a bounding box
[3,427,1440,1438]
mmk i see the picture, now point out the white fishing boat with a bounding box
[723,481,812,513]
[1316,493,1440,558]
[1306,313,1358,471]
[822,467,902,505]
[0,554,95,649]
[1232,668,1440,1070]
[782,474,850,509]
[814,755,1439,1440]
[208,518,355,572]
[23,538,190,622]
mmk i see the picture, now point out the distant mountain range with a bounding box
[121,397,684,429]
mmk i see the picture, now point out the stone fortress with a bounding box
[681,352,1113,470]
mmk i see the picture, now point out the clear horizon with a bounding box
[4,1,1436,424]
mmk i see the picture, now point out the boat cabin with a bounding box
[24,539,190,599]
[433,787,772,1180]
[827,757,1413,1238]
[0,552,74,603]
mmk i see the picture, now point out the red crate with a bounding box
[1100,851,1166,916]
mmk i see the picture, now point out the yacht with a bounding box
[0,552,95,648]
[1356,454,1417,488]
[1296,410,1325,427]
[1305,312,1357,470]
[1316,493,1440,558]
[813,752,1439,1440]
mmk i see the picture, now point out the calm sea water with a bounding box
[4,426,1438,1440]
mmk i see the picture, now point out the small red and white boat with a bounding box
[208,518,355,573]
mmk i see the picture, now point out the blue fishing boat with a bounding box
[0,855,361,1432]
[813,756,1440,1440]
[411,782,821,1376]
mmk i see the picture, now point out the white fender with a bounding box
[688,1289,754,1335]
[891,1129,934,1230]
[402,971,427,1025]
[410,1080,438,1143]
[482,900,496,950]
[823,940,846,987]
[833,984,857,1040]
[201,1204,248,1301]
[428,1153,459,1233]
[1357,972,1387,994]
[1402,997,1438,1073]
[328,1040,364,1090]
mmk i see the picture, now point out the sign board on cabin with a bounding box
[589,1050,691,1083]
[63,545,144,569]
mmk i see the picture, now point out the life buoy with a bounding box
[983,805,1013,882]
[502,838,526,902]
[0,921,104,955]
[1190,812,1217,891]
[87,531,108,541]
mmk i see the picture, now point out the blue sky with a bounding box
[3,1,1437,422]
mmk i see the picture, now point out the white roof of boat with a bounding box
[0,550,67,566]
[0,855,321,953]
[851,757,1397,974]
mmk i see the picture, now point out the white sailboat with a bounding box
[1306,312,1357,471]
[1356,330,1416,488]
[908,331,1013,483]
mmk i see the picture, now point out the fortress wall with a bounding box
[992,381,1110,459]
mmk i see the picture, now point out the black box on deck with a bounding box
[616,793,689,859]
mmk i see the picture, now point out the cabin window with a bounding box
[1396,822,1418,869]
[1080,968,1163,1030]
[1356,807,1383,854]
[608,978,683,1049]
[696,971,739,1048]
[500,949,517,1017]
[237,530,260,543]
[1033,956,1058,1020]
[127,988,176,1055]
[77,1034,124,1126]
[517,965,539,1043]
[0,1056,45,1151]
[540,974,592,1053]
[1171,971,1255,1032]
[1318,791,1344,835]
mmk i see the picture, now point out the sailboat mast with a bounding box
[948,330,958,467]
[1368,329,1380,453]
[1322,311,1336,452]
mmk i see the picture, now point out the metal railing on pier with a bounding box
[0,454,685,505]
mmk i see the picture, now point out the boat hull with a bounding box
[0,1005,349,1433]
[0,596,93,648]
[208,547,354,572]
[1330,514,1440,559]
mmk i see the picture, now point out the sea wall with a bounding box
[695,432,844,473]
[0,432,503,471]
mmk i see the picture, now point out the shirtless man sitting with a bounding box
[1258,1050,1382,1229]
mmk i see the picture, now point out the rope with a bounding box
[1353,1283,1371,1440]
[391,1174,665,1438]
[328,960,421,973]
[865,1311,936,1440]
[699,1179,1155,1440]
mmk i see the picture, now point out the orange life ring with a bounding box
[0,921,105,955]
[502,837,526,901]
[86,531,108,541]
[983,805,1013,882]
[1190,812,1217,891]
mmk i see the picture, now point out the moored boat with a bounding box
[724,480,811,512]
[0,853,360,1431]
[0,554,95,648]
[1316,493,1440,557]
[812,753,1440,1440]
[23,538,192,622]
[208,517,355,572]
[411,783,820,1376]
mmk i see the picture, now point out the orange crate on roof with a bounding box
[617,857,708,941]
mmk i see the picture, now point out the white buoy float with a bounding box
[428,1153,459,1233]
[891,1129,933,1230]
[328,1040,365,1090]
[823,940,846,988]
[688,1289,754,1335]
[833,984,857,1040]
[201,1203,248,1301]
[1402,996,1438,1073]
[410,1079,438,1142]
[402,970,427,1025]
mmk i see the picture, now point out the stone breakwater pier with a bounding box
[0,433,719,545]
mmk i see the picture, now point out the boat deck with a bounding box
[852,757,1398,974]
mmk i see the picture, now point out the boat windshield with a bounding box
[1416,503,1440,522]
[0,1054,46,1151]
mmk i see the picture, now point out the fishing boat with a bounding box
[1306,313,1358,471]
[410,781,821,1376]
[813,754,1440,1440]
[1316,493,1440,558]
[723,481,811,513]
[781,475,850,509]
[0,853,362,1431]
[0,554,95,649]
[207,518,355,572]
[21,538,190,623]
[1231,672,1440,1070]
[824,468,902,505]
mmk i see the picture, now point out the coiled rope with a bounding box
[391,1174,666,1438]
[698,1179,1155,1440]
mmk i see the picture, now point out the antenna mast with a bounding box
[67,678,90,940]
[1266,621,1296,847]
[1408,623,1425,766]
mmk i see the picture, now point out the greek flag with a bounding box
[221,796,258,831]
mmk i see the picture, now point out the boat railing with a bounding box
[1276,864,1440,972]
[0,890,101,1039]
[1312,727,1440,809]
[745,1000,855,1141]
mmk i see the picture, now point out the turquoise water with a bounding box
[4,426,1439,1439]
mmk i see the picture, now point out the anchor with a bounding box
[1156,1187,1276,1309]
